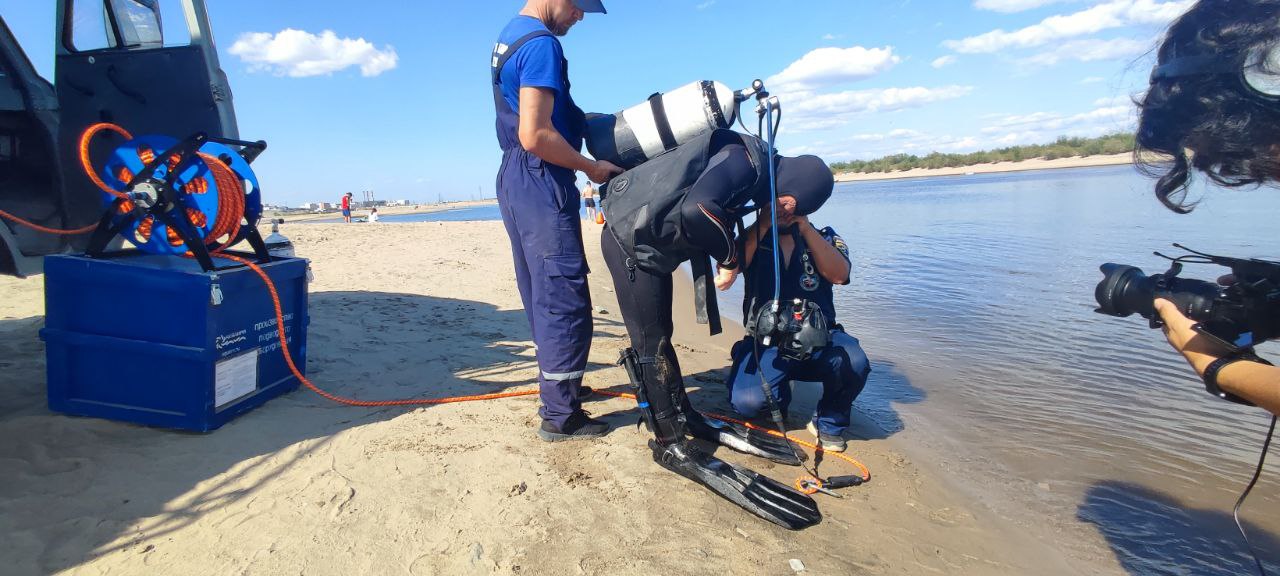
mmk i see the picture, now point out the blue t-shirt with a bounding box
[495,16,579,148]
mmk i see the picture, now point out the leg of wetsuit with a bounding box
[680,140,756,269]
[602,227,820,530]
[600,230,798,462]
[600,227,686,443]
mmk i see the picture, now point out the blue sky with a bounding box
[5,0,1186,206]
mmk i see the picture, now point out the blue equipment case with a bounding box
[40,253,310,432]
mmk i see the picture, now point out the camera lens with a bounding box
[1096,263,1225,322]
[1095,263,1156,318]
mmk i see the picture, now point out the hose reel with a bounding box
[80,123,271,270]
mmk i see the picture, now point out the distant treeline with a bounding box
[830,133,1135,174]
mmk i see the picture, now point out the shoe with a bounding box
[806,421,847,453]
[538,410,609,442]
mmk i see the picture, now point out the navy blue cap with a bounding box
[574,0,607,13]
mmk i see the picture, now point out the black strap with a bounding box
[491,30,554,85]
[701,80,728,128]
[647,92,678,150]
[690,253,723,335]
[1203,351,1271,406]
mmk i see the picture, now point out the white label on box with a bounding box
[215,349,259,410]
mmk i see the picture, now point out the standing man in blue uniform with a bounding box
[492,0,622,441]
[723,194,872,454]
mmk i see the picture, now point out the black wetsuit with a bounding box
[679,132,763,270]
[601,132,764,443]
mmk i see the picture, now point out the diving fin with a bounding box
[688,415,803,466]
[651,440,821,530]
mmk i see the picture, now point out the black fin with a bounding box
[651,440,821,530]
[687,413,804,466]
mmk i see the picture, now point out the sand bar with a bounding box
[835,153,1134,183]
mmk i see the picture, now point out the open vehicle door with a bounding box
[0,16,64,277]
[0,0,239,277]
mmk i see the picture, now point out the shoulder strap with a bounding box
[492,30,555,84]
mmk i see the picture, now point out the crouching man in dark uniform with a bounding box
[723,190,872,454]
[491,0,622,441]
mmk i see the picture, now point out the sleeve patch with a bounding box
[821,227,849,258]
[832,235,849,258]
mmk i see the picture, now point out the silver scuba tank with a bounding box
[264,218,295,258]
[586,80,738,169]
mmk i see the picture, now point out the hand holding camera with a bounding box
[1094,245,1280,406]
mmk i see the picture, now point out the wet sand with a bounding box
[0,221,1117,575]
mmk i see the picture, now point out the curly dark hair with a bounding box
[1136,0,1280,213]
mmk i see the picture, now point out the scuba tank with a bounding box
[586,80,738,169]
[264,218,294,257]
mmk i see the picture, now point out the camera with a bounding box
[1094,244,1280,351]
[746,298,831,361]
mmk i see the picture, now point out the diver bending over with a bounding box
[600,130,836,529]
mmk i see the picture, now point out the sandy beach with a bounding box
[0,220,1125,575]
[834,153,1134,182]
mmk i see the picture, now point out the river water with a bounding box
[796,165,1279,574]
[372,166,1279,573]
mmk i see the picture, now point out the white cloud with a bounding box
[1019,37,1149,66]
[229,29,398,78]
[840,129,924,143]
[766,45,900,92]
[822,33,839,41]
[1093,94,1135,107]
[980,104,1134,143]
[931,55,958,68]
[697,1,716,10]
[943,0,1192,54]
[974,0,1066,13]
[1081,76,1106,84]
[785,85,975,132]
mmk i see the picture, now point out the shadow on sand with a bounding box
[587,357,925,444]
[0,290,604,575]
[1077,480,1280,575]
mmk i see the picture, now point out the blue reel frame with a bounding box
[85,132,270,271]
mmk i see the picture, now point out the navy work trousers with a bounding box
[496,148,592,427]
[726,331,871,436]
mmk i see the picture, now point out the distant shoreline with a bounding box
[834,152,1134,183]
[269,198,498,222]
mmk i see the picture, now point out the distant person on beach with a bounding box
[491,0,622,441]
[341,192,353,224]
[581,182,596,222]
[1137,0,1280,416]
[367,207,379,223]
[721,201,871,453]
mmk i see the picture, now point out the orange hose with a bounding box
[206,255,873,483]
[0,123,134,235]
[78,123,132,199]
